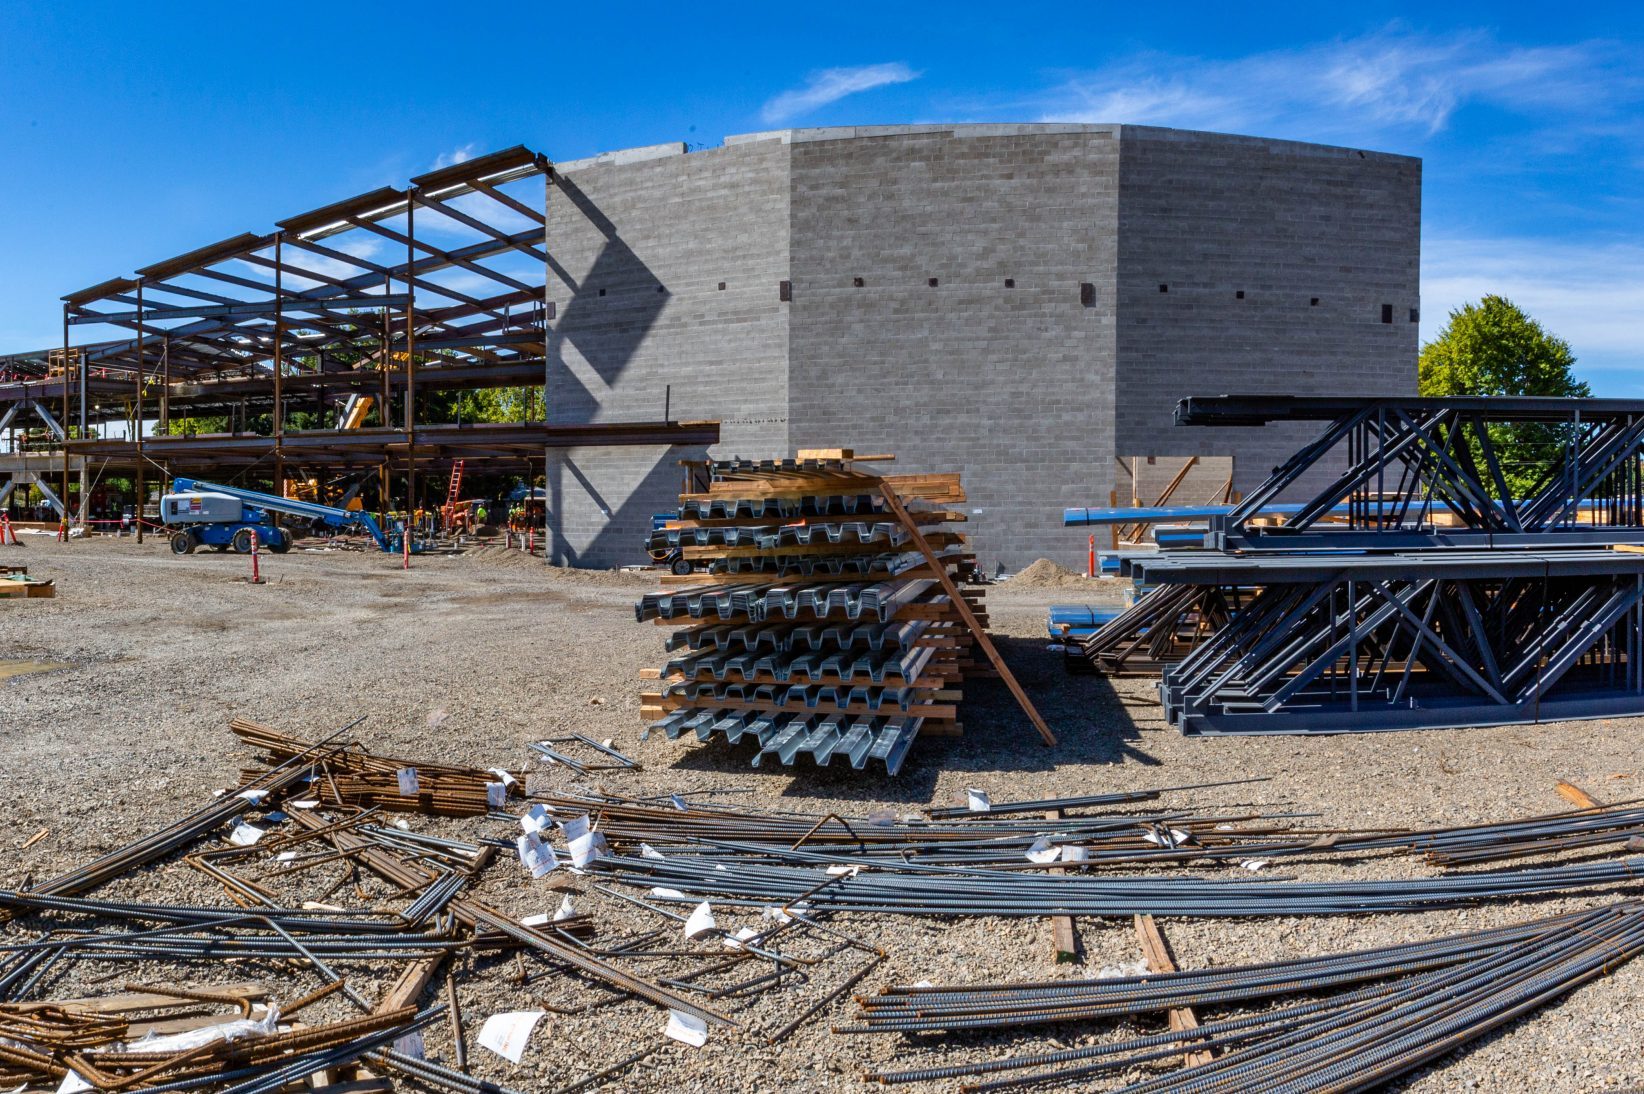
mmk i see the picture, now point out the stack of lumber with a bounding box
[637,452,987,775]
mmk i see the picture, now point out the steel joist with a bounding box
[1137,551,1644,734]
[1078,396,1644,735]
[1179,395,1644,551]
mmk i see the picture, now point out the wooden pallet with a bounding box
[0,578,54,599]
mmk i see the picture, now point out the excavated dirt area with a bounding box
[0,537,1640,1092]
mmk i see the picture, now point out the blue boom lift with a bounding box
[160,477,399,555]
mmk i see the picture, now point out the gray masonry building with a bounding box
[543,123,1421,571]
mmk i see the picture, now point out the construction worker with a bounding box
[475,503,488,527]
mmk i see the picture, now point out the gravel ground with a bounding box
[1,536,1640,1092]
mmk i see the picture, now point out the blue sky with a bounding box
[1,3,1639,389]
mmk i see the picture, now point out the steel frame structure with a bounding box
[1073,396,1644,734]
[1137,549,1644,734]
[1180,395,1644,550]
[1,145,721,528]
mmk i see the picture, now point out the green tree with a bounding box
[1418,295,1587,400]
[1417,296,1589,497]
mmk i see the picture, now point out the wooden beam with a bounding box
[1555,780,1603,810]
[879,482,1056,746]
[377,954,446,1013]
[1134,915,1213,1068]
[1046,809,1080,963]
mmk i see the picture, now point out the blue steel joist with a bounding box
[1077,395,1644,735]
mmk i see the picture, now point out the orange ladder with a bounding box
[441,460,466,532]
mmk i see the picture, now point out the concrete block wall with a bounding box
[543,139,792,565]
[1114,127,1422,492]
[539,123,1422,570]
[784,126,1121,573]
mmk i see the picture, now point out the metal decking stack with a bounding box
[1072,395,1644,735]
[636,453,991,774]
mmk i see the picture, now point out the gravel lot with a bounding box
[1,536,1640,1092]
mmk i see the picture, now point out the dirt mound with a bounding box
[458,544,549,570]
[1009,558,1101,588]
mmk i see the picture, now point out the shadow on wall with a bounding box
[547,174,671,419]
[545,445,708,568]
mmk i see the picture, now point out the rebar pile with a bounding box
[592,846,1644,918]
[848,901,1644,1093]
[638,455,986,775]
[232,718,520,816]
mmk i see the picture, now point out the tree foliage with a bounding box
[1417,295,1588,497]
[1418,295,1588,400]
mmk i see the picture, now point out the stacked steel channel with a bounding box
[1075,395,1644,734]
[636,455,983,774]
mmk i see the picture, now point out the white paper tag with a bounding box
[684,901,717,939]
[1242,859,1272,872]
[825,864,861,877]
[1025,836,1060,864]
[664,1009,708,1048]
[289,800,320,810]
[650,887,688,900]
[519,805,551,834]
[761,905,793,925]
[554,894,576,921]
[560,814,590,842]
[966,788,991,812]
[236,789,269,803]
[476,1010,545,1063]
[515,833,558,878]
[723,926,760,950]
[670,794,689,811]
[228,822,264,847]
[486,782,507,809]
[275,851,298,864]
[396,767,420,796]
[640,843,667,860]
[566,831,600,869]
[1141,827,1192,848]
[487,768,518,788]
[58,1068,93,1094]
[1061,845,1089,863]
[520,913,551,927]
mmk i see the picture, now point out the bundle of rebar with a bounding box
[637,455,987,775]
[232,719,519,816]
[849,901,1644,1093]
[591,846,1644,917]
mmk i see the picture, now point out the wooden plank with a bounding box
[1134,915,1213,1068]
[1045,809,1080,964]
[651,602,988,625]
[1555,780,1603,810]
[681,532,965,561]
[44,981,269,1014]
[377,954,446,1013]
[880,483,1056,746]
[641,694,958,719]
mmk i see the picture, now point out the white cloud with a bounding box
[432,144,478,170]
[233,236,386,293]
[1037,30,1635,143]
[1422,236,1644,391]
[761,63,920,124]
